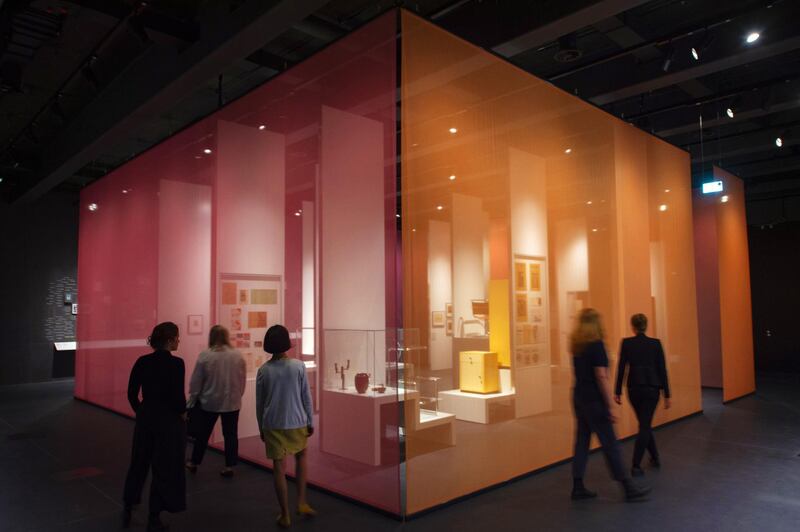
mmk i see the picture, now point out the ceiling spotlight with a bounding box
[294,211,301,217]
[726,107,734,119]
[721,195,729,203]
[586,200,593,205]
[565,148,572,154]
[258,125,266,130]
[775,136,783,147]
[591,228,598,233]
[659,204,668,212]
[449,174,456,181]
[436,205,444,211]
[203,148,212,154]
[691,47,699,61]
[448,127,458,134]
[396,214,400,218]
[0,177,4,183]
[122,189,129,194]
[746,32,760,44]
[88,203,98,212]
[665,189,671,193]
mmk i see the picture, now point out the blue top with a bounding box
[572,340,609,403]
[255,357,314,432]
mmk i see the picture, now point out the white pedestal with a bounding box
[438,388,516,424]
[321,387,417,466]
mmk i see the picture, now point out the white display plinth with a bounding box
[438,388,516,424]
[321,387,417,466]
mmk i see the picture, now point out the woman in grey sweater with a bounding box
[185,325,246,477]
[256,325,315,528]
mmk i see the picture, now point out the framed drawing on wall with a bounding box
[445,303,453,318]
[187,314,203,335]
[431,310,445,328]
[445,318,453,336]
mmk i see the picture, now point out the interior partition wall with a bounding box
[693,166,755,402]
[76,9,704,517]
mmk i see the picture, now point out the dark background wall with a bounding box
[748,220,800,374]
[0,190,79,385]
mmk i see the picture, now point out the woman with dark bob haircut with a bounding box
[122,322,187,531]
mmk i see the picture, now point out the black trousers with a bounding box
[123,412,186,513]
[572,398,626,482]
[628,386,660,467]
[189,408,240,467]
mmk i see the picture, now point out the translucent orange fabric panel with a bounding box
[713,168,756,402]
[400,11,702,514]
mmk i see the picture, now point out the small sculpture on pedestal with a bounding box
[334,359,350,390]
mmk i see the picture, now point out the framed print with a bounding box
[248,311,267,329]
[251,288,278,305]
[431,310,445,328]
[529,263,541,292]
[239,289,249,304]
[445,318,453,336]
[445,303,453,318]
[187,314,203,335]
[514,262,527,291]
[515,294,528,321]
[71,303,78,315]
[222,282,237,305]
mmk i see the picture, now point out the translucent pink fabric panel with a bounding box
[77,11,399,513]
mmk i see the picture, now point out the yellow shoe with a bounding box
[276,514,291,528]
[296,503,317,517]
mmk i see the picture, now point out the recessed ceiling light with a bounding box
[721,195,729,203]
[746,32,760,44]
[436,205,444,211]
[665,189,671,193]
[412,228,417,232]
[565,148,572,154]
[396,214,400,218]
[122,189,129,194]
[258,124,266,130]
[294,212,301,217]
[591,228,598,233]
[659,204,668,212]
[449,174,456,181]
[203,148,212,154]
[691,47,699,61]
[88,203,98,212]
[726,108,734,119]
[775,137,783,147]
[449,127,458,134]
[586,200,592,205]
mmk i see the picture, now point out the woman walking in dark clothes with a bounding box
[614,313,671,477]
[570,308,650,502]
[122,322,187,531]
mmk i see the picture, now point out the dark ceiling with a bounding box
[1,0,798,211]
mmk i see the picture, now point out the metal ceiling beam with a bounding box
[16,0,329,203]
[492,0,652,58]
[656,98,800,138]
[591,35,800,106]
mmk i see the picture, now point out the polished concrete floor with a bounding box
[1,374,799,531]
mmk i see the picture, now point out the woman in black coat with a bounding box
[122,322,187,531]
[614,313,671,477]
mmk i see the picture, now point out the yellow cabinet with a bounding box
[459,351,500,394]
